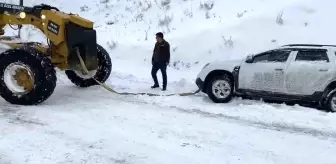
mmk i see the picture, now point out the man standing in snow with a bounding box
[151,32,170,91]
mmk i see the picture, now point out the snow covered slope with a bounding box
[1,0,336,164]
[6,0,336,71]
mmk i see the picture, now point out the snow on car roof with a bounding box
[281,44,336,49]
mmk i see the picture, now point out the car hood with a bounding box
[206,59,243,71]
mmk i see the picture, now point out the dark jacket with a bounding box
[152,40,170,64]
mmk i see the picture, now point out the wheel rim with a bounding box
[74,69,97,79]
[330,96,336,112]
[4,62,34,95]
[212,80,231,99]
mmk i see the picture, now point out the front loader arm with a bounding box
[0,3,98,71]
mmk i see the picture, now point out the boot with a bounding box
[151,84,159,88]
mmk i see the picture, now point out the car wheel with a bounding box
[206,75,233,103]
[324,90,336,112]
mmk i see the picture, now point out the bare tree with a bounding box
[222,36,234,48]
[276,10,284,25]
[144,26,151,41]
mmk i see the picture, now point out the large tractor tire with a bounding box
[65,44,112,87]
[0,46,57,105]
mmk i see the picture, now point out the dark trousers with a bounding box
[151,62,167,88]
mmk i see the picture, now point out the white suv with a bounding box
[196,44,336,112]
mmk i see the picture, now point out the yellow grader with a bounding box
[0,3,112,105]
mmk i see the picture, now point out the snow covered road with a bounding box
[1,72,336,164]
[1,0,336,163]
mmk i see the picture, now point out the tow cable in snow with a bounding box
[76,48,201,96]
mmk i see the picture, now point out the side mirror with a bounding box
[245,55,253,63]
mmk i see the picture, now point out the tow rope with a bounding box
[76,48,201,96]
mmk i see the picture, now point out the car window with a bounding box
[295,50,329,62]
[252,50,291,63]
[252,53,270,63]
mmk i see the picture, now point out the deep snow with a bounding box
[1,0,336,163]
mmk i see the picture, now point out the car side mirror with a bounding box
[245,55,253,63]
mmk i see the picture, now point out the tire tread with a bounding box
[0,46,57,105]
[65,44,112,87]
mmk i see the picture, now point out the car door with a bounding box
[284,49,333,95]
[238,49,292,93]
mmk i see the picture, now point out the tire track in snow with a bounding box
[100,73,336,140]
[0,106,46,126]
[111,95,336,141]
[168,105,336,140]
[2,72,334,141]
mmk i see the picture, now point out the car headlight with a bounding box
[202,63,210,69]
[19,12,26,19]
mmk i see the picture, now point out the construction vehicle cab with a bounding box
[0,3,112,105]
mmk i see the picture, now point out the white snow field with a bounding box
[1,0,336,163]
